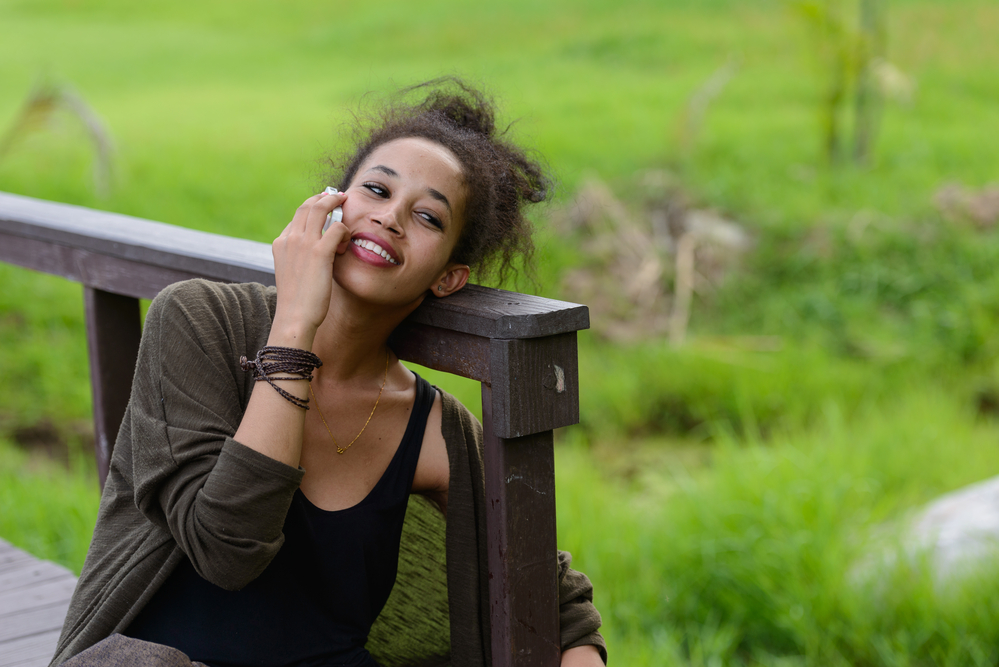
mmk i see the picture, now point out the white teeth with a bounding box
[352,238,399,265]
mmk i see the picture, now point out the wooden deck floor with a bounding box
[0,539,76,667]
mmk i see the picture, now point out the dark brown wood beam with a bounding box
[488,333,580,439]
[389,322,492,383]
[482,384,560,667]
[0,233,213,300]
[83,288,142,486]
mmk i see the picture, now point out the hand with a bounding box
[561,645,604,667]
[269,191,350,348]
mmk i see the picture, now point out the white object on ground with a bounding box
[909,475,999,581]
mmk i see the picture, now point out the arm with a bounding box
[125,280,306,590]
[232,190,350,466]
[125,192,349,590]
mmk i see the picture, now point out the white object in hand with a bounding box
[322,187,343,233]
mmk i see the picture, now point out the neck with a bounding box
[309,283,423,382]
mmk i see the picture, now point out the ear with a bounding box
[432,263,470,298]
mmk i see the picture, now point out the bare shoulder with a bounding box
[413,388,450,516]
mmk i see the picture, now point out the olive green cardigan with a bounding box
[51,279,605,666]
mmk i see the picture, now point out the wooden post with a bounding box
[482,332,580,666]
[483,384,560,666]
[83,287,141,487]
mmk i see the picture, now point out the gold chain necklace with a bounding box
[309,350,389,455]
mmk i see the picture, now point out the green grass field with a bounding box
[2,0,998,664]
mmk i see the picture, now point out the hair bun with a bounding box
[410,78,497,136]
[435,97,495,136]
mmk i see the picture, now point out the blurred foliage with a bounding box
[0,76,115,196]
[792,0,898,164]
[565,190,999,441]
[0,437,99,574]
[558,391,999,665]
[712,218,999,368]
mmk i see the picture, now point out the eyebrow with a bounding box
[426,187,452,214]
[368,165,399,178]
[365,164,453,215]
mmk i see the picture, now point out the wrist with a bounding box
[267,318,317,351]
[561,645,604,667]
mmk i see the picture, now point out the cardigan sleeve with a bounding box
[558,550,608,663]
[119,280,303,591]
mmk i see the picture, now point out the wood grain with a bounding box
[488,333,580,438]
[0,234,223,300]
[482,386,560,667]
[0,630,63,667]
[0,540,76,667]
[84,288,142,486]
[389,322,492,382]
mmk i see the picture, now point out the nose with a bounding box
[373,199,406,236]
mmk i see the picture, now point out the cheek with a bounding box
[339,193,363,221]
[412,244,453,281]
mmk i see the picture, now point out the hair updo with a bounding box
[325,78,551,285]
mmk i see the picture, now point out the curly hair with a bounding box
[325,78,551,286]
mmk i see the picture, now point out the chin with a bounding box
[332,262,429,311]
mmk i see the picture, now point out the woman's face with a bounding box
[333,137,470,308]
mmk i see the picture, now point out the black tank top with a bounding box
[126,374,437,667]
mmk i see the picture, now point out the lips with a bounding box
[350,233,400,266]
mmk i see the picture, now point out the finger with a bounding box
[320,220,351,254]
[289,193,327,234]
[306,192,348,237]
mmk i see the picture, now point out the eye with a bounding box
[418,211,444,230]
[363,182,388,197]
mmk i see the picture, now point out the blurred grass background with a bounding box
[1,0,998,664]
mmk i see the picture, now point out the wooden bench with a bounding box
[0,538,77,667]
[0,190,589,667]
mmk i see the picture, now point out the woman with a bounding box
[52,80,606,667]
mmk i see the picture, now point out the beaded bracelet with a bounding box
[239,346,323,410]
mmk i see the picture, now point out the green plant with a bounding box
[0,76,115,197]
[792,0,892,165]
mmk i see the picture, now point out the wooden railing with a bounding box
[0,190,589,667]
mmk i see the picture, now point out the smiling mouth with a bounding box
[352,238,399,265]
